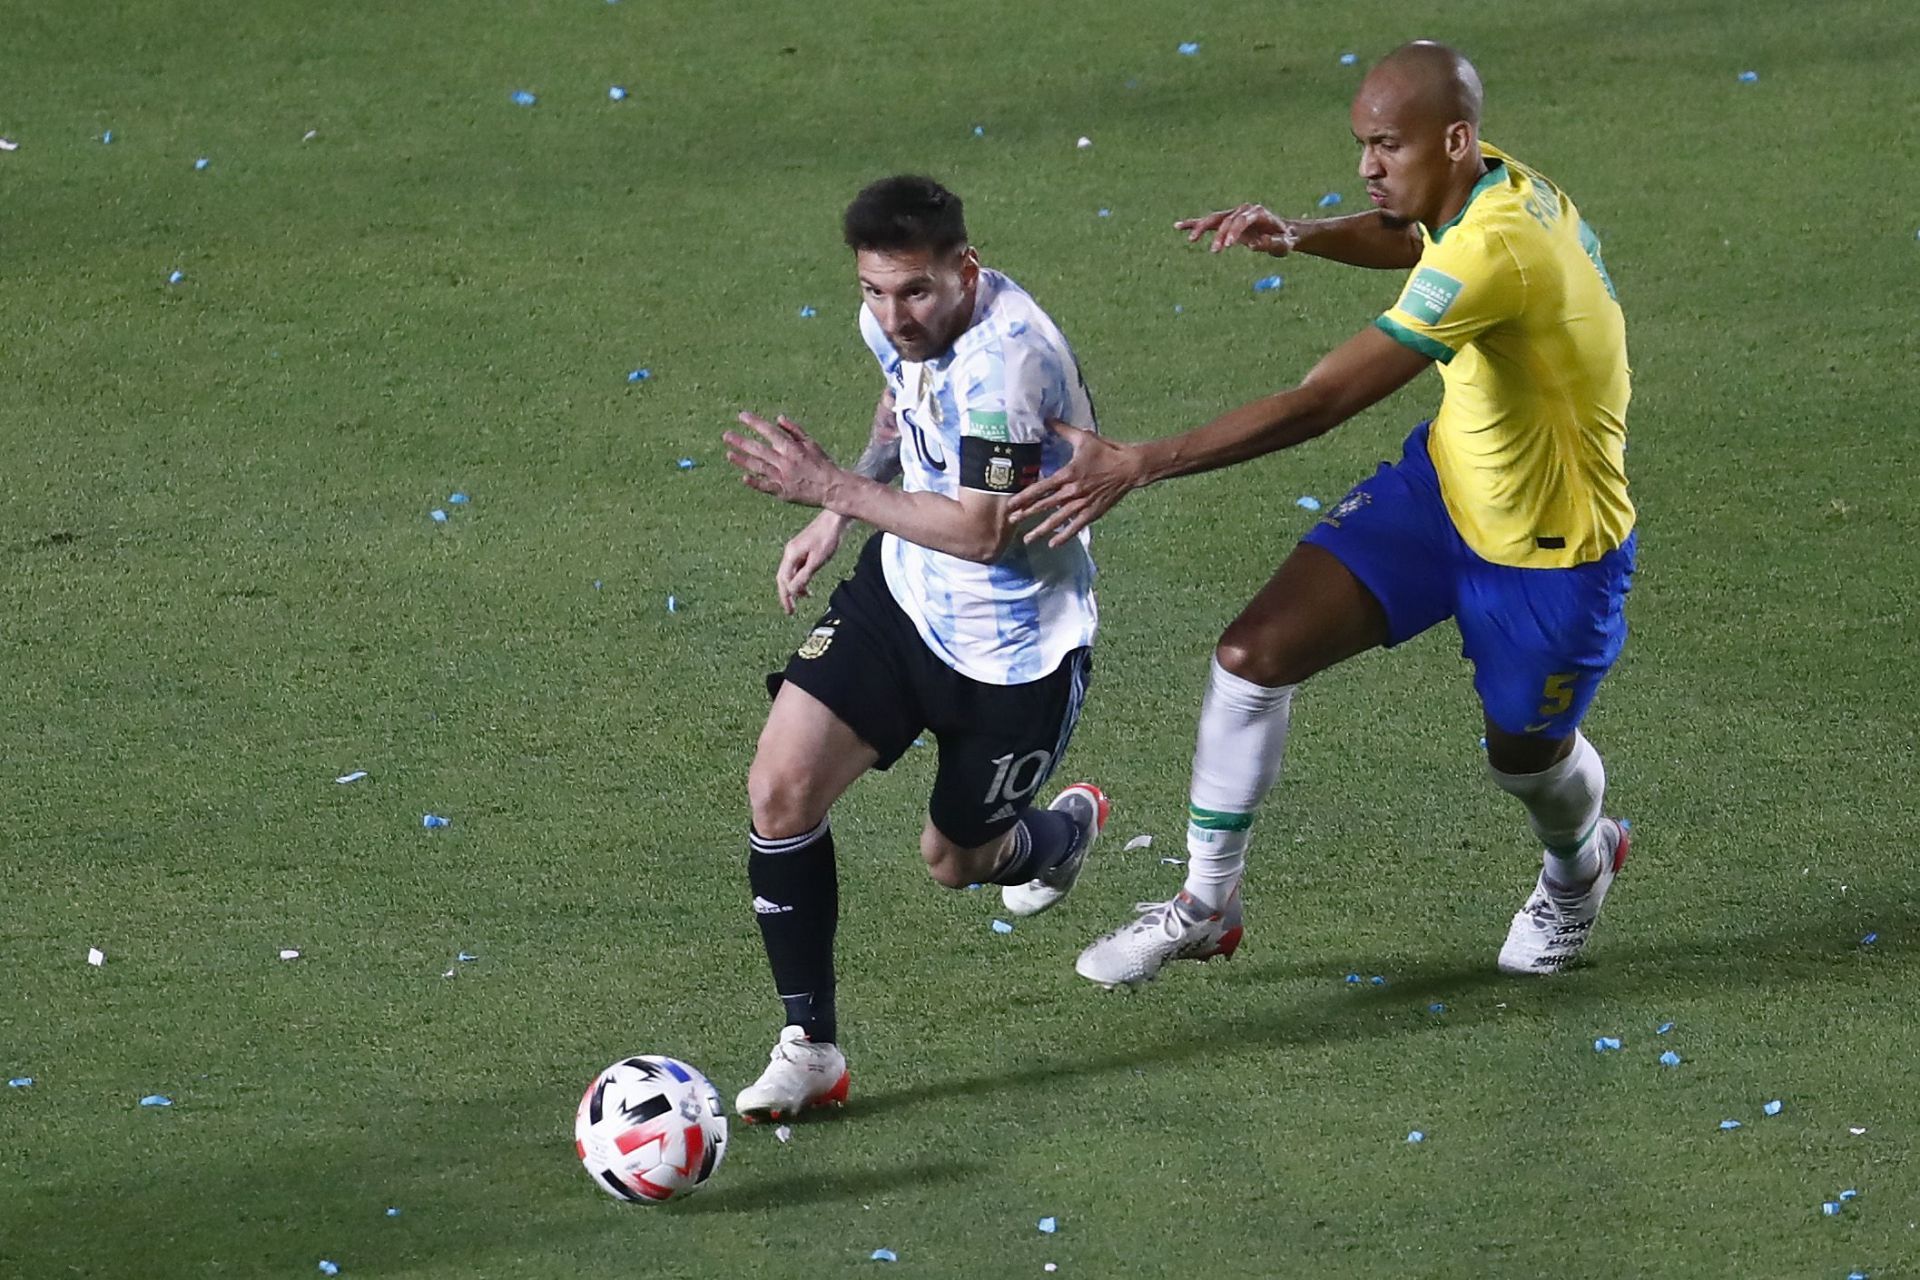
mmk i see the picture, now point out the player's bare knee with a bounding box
[1214,628,1300,689]
[747,757,827,839]
[918,826,976,889]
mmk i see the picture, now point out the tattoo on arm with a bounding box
[853,396,902,483]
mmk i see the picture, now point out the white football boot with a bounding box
[733,1024,849,1123]
[1497,818,1631,975]
[1002,783,1109,918]
[1075,888,1244,989]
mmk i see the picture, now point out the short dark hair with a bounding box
[842,175,968,256]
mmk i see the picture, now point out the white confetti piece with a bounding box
[1075,136,1092,149]
[1122,834,1153,851]
[302,129,318,142]
[279,949,301,961]
[335,770,368,784]
[775,1125,792,1143]
[1849,1127,1867,1135]
[0,138,18,152]
[87,948,104,967]
[1159,856,1185,865]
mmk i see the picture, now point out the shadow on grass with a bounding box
[853,903,1913,1119]
[676,1156,983,1214]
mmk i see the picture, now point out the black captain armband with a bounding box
[960,437,1042,495]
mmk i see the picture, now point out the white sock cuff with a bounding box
[1487,731,1594,793]
[1208,655,1296,712]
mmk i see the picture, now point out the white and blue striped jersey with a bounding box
[858,267,1099,686]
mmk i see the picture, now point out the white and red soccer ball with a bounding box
[575,1056,729,1203]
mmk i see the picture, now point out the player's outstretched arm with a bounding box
[726,412,1013,564]
[1175,205,1422,269]
[755,391,898,613]
[1007,326,1432,545]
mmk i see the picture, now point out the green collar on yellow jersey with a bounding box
[1427,160,1507,244]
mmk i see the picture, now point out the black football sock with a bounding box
[987,806,1079,886]
[748,819,839,1045]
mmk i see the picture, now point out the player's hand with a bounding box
[1005,421,1146,546]
[775,511,846,615]
[725,412,842,508]
[1175,204,1299,256]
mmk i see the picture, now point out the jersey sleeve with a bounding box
[1376,227,1525,364]
[951,336,1047,495]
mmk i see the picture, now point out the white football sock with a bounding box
[1183,656,1295,911]
[1488,731,1606,888]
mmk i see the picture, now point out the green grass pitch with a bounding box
[3,1,1917,1276]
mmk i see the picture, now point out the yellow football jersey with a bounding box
[1375,143,1634,569]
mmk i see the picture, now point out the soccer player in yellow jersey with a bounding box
[1009,41,1639,985]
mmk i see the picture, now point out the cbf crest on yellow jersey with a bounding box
[1375,143,1635,569]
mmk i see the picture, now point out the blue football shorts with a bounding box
[1301,422,1636,738]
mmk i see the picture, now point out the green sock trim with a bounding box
[1188,805,1254,833]
[1544,817,1602,860]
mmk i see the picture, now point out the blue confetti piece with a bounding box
[1428,1002,1446,1013]
[1173,305,1184,315]
[609,86,628,101]
[167,270,185,285]
[1406,1130,1425,1143]
[101,130,114,143]
[1738,70,1759,83]
[1594,1037,1622,1052]
[1861,932,1877,945]
[1659,1050,1681,1067]
[511,90,536,106]
[1840,1190,1859,1203]
[1339,52,1358,66]
[592,580,602,590]
[194,157,209,170]
[1719,1119,1742,1130]
[627,368,651,382]
[1097,208,1111,218]
[319,1263,340,1277]
[8,1077,32,1088]
[1317,192,1343,208]
[1822,1202,1841,1216]
[991,919,1014,934]
[799,305,817,318]
[1296,495,1322,511]
[971,125,984,137]
[1369,975,1385,986]
[1657,1021,1676,1034]
[1038,1216,1057,1233]
[1478,736,1488,749]
[676,457,695,470]
[422,814,450,829]
[456,952,478,963]
[911,736,929,748]
[430,509,447,523]
[666,595,678,613]
[1177,42,1200,55]
[385,1207,401,1217]
[139,1095,173,1107]
[448,492,469,504]
[871,1249,897,1263]
[1345,973,1361,984]
[1253,274,1284,292]
[1763,1099,1783,1116]
[1849,1273,1869,1280]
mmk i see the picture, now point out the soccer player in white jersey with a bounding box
[720,175,1107,1121]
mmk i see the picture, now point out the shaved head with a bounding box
[1350,41,1489,228]
[1362,41,1483,129]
